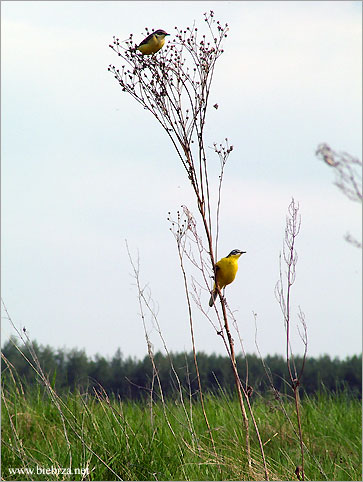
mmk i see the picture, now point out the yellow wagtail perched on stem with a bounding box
[209,249,246,307]
[136,29,170,55]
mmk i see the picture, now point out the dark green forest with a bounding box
[2,337,361,399]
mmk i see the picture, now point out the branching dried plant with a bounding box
[316,143,362,203]
[109,12,269,478]
[316,143,362,248]
[253,309,328,480]
[125,242,204,470]
[167,210,219,467]
[275,198,307,480]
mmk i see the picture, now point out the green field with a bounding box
[2,382,361,481]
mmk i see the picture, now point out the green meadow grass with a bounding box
[1,383,361,481]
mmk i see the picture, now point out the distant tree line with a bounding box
[1,337,361,399]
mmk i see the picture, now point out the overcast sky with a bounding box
[2,1,362,361]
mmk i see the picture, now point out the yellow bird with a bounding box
[209,249,246,307]
[136,29,170,55]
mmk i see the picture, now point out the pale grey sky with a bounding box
[2,1,362,360]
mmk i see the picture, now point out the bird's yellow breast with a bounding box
[137,35,165,55]
[215,256,239,289]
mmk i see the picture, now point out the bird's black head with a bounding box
[154,29,170,36]
[227,249,246,257]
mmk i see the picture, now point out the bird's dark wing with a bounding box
[138,32,155,47]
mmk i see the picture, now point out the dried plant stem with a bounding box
[170,206,269,478]
[294,389,305,480]
[275,199,307,480]
[218,293,251,466]
[217,286,269,479]
[175,240,220,469]
[316,143,362,249]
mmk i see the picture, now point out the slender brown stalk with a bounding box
[275,198,307,481]
[172,215,220,468]
[125,243,195,448]
[218,289,251,464]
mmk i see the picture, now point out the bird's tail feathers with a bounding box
[209,289,218,307]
